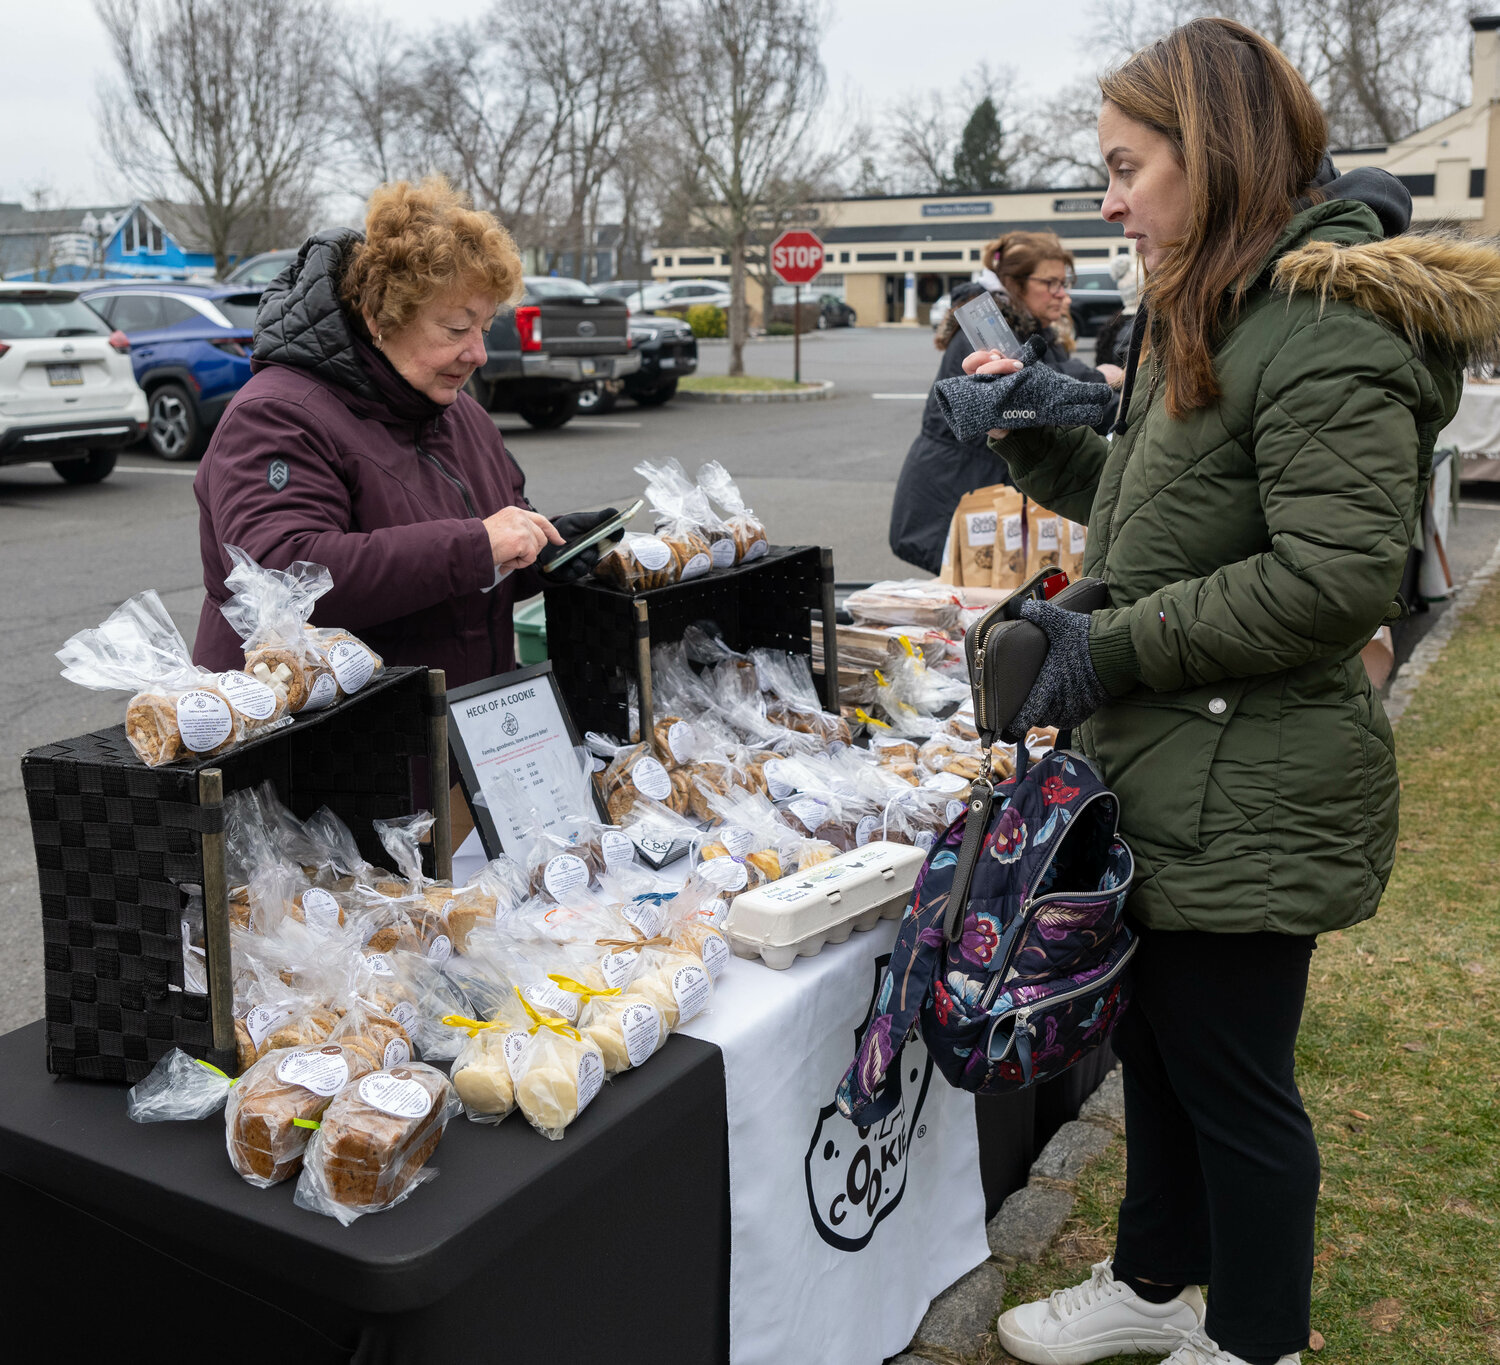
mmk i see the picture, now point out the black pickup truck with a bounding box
[470,276,642,429]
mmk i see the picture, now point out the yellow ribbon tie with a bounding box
[898,634,917,657]
[442,1013,497,1037]
[195,1059,237,1085]
[873,669,889,688]
[515,988,582,1041]
[292,1118,321,1130]
[854,707,893,731]
[547,972,621,1005]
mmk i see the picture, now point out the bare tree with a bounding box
[95,0,329,275]
[332,17,425,190]
[641,0,844,375]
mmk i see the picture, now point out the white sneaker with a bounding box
[995,1259,1205,1364]
[1160,1326,1300,1365]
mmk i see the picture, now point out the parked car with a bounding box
[75,281,262,460]
[578,314,699,414]
[222,249,296,287]
[930,292,953,332]
[639,278,732,315]
[0,283,146,484]
[816,294,857,329]
[471,275,641,429]
[1068,267,1124,339]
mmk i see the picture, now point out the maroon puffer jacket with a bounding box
[192,230,540,689]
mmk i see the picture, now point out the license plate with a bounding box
[659,355,676,370]
[47,364,83,386]
[580,359,596,376]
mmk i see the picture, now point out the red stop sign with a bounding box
[770,229,826,285]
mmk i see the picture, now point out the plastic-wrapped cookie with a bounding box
[245,646,309,713]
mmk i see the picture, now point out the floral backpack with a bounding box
[836,746,1136,1124]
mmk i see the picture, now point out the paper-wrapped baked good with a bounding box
[293,1062,459,1223]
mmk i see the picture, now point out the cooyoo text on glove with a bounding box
[934,336,1114,441]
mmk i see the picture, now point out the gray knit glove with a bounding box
[934,336,1114,441]
[1010,598,1110,733]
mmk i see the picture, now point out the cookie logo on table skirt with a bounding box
[267,458,290,492]
[804,952,934,1252]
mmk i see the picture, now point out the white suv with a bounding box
[0,284,147,484]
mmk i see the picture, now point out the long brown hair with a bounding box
[1099,18,1326,418]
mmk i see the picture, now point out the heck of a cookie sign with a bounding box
[803,955,933,1252]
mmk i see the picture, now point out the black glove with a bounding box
[933,336,1114,441]
[535,507,620,582]
[1009,597,1110,734]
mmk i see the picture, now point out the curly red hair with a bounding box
[341,176,522,337]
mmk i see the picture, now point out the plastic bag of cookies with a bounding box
[219,546,341,715]
[57,590,250,767]
[293,1061,459,1224]
[697,460,769,564]
[635,458,715,583]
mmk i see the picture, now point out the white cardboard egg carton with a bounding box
[722,841,928,970]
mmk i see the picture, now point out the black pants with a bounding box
[1110,924,1320,1360]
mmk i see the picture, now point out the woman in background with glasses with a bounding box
[889,231,1121,573]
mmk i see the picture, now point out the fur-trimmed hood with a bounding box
[1274,222,1500,364]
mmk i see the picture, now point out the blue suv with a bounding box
[75,281,262,460]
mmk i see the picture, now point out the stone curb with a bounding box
[675,379,835,403]
[897,1065,1125,1364]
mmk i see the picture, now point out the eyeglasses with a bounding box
[1028,276,1071,295]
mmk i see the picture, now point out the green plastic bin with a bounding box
[513,596,548,664]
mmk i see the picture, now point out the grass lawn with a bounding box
[678,374,817,391]
[978,577,1500,1364]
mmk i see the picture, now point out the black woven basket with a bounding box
[22,666,450,1083]
[542,545,839,740]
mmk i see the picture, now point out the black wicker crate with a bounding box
[21,666,451,1084]
[543,545,839,739]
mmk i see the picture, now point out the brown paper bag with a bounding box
[955,487,1002,587]
[938,506,962,585]
[1059,517,1087,581]
[1025,499,1061,577]
[991,487,1027,591]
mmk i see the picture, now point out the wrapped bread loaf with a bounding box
[226,1041,376,1187]
[293,1062,458,1224]
[451,1025,529,1121]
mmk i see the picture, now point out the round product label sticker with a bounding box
[914,831,936,852]
[275,1046,349,1097]
[301,671,337,712]
[856,814,880,847]
[699,896,728,928]
[922,772,968,793]
[363,952,394,977]
[358,1069,432,1119]
[300,887,341,932]
[242,1004,290,1050]
[382,1037,411,1067]
[700,857,748,893]
[709,537,737,569]
[524,981,580,1024]
[680,551,711,580]
[620,1003,662,1067]
[743,538,770,562]
[788,796,832,830]
[502,1030,532,1075]
[175,690,233,752]
[327,639,375,694]
[622,897,667,939]
[631,756,672,801]
[426,934,452,965]
[720,825,756,858]
[576,1050,605,1113]
[601,949,640,989]
[632,535,671,571]
[390,1001,417,1030]
[698,931,731,981]
[763,760,794,801]
[217,670,277,721]
[946,799,967,824]
[672,964,712,1024]
[600,829,635,870]
[543,853,590,901]
[666,720,698,764]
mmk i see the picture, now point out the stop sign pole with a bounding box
[771,229,824,385]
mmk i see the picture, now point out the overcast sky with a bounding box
[0,0,1097,208]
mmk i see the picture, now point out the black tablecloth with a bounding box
[0,1021,729,1364]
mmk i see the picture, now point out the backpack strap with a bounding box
[835,856,953,1124]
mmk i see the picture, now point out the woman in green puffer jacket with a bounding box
[974,19,1499,1365]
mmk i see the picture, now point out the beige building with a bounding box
[655,15,1500,325]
